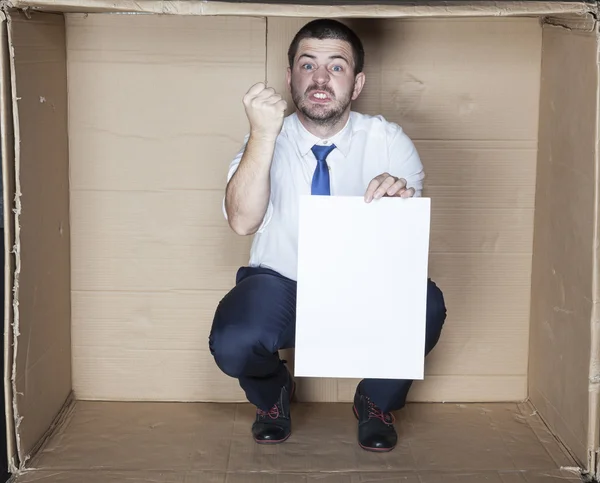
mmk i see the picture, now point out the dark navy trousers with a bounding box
[209,266,446,412]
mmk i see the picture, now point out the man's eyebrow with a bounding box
[297,53,350,64]
[328,54,350,64]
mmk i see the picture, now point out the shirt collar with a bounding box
[293,112,353,158]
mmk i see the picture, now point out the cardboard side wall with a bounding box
[68,14,541,403]
[7,11,72,462]
[528,23,598,468]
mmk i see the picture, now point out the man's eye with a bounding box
[332,65,342,72]
[302,64,313,70]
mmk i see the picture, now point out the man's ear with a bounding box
[352,72,366,100]
[286,67,292,92]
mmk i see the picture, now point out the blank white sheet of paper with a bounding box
[295,195,431,380]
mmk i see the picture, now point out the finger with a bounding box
[255,87,276,100]
[243,85,265,107]
[373,176,397,200]
[364,175,385,202]
[400,187,415,198]
[386,178,407,196]
[264,94,283,105]
[250,93,276,111]
[245,82,266,98]
[275,99,288,111]
[263,96,287,114]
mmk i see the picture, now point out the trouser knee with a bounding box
[208,308,250,378]
[425,278,447,353]
[209,299,283,379]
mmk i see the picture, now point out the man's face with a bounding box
[287,38,365,126]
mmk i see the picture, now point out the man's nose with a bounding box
[312,65,330,84]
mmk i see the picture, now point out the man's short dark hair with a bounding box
[287,19,365,75]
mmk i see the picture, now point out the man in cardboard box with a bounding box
[209,19,447,452]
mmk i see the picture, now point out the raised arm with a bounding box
[225,82,287,235]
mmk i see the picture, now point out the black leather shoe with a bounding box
[252,372,295,444]
[353,386,397,452]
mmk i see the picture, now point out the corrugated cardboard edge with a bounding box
[0,8,16,474]
[0,0,597,17]
[4,8,22,472]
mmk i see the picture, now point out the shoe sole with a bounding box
[253,380,296,445]
[254,432,291,445]
[352,404,396,453]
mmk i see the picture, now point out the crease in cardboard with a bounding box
[516,403,577,470]
[5,10,23,471]
[531,386,589,476]
[264,16,268,85]
[543,13,598,32]
[25,392,75,468]
[5,393,75,482]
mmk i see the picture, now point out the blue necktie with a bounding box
[311,144,336,195]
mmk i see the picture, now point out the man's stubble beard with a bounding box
[291,81,354,128]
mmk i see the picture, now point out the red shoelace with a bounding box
[257,405,280,419]
[367,399,395,425]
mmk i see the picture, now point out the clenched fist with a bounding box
[243,82,288,141]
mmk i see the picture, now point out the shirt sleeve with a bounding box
[387,124,425,197]
[222,134,274,233]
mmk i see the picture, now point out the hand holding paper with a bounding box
[364,172,415,202]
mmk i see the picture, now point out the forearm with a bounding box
[225,134,276,235]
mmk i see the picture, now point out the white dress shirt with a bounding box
[224,111,425,281]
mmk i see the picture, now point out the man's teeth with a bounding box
[314,93,328,99]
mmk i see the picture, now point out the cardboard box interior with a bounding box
[1,1,599,481]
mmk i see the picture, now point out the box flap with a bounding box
[2,0,598,17]
[6,10,72,467]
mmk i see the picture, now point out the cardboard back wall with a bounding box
[68,13,541,404]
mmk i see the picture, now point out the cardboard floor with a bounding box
[10,401,584,482]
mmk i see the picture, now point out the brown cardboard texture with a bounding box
[2,0,596,17]
[1,1,599,482]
